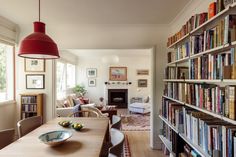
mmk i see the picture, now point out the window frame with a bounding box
[0,39,15,104]
[56,60,76,99]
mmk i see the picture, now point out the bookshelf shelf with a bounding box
[159,113,210,157]
[168,33,189,49]
[163,95,236,125]
[159,135,175,156]
[159,115,178,133]
[178,133,210,157]
[163,79,185,82]
[190,6,230,35]
[167,57,189,65]
[167,3,235,49]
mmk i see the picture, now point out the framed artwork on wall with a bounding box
[138,79,147,87]
[87,68,97,77]
[26,74,45,89]
[88,79,96,87]
[25,59,45,72]
[109,67,127,81]
[137,69,149,75]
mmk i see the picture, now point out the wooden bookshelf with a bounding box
[163,2,236,156]
[20,93,43,120]
[159,135,175,156]
[167,2,236,49]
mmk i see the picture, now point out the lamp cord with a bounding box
[39,0,41,22]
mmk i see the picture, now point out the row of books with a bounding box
[21,96,37,104]
[164,82,236,120]
[164,66,189,79]
[162,97,236,157]
[190,48,236,80]
[22,104,37,112]
[184,108,236,157]
[167,0,230,47]
[175,41,191,60]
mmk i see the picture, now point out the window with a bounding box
[0,42,14,102]
[56,61,76,99]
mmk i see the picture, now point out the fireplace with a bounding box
[108,89,128,108]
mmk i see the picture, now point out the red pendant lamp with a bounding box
[18,0,60,59]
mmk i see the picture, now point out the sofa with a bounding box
[56,95,108,117]
[128,96,151,114]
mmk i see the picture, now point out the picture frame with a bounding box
[109,67,127,81]
[88,79,96,87]
[26,74,45,89]
[138,79,148,87]
[137,69,149,75]
[87,68,97,77]
[25,59,45,72]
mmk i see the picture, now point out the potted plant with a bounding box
[73,84,87,97]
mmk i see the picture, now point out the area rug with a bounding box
[123,134,131,157]
[121,114,150,131]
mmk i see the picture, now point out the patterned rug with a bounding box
[121,113,150,131]
[123,134,131,157]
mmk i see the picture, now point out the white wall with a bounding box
[76,50,151,105]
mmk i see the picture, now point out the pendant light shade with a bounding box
[18,22,59,59]
[18,0,59,59]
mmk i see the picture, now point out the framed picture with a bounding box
[137,69,149,75]
[87,68,97,77]
[26,74,45,89]
[88,79,96,87]
[138,79,148,87]
[109,67,127,81]
[25,59,45,72]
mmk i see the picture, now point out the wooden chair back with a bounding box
[109,128,125,157]
[17,116,43,138]
[68,110,99,117]
[0,128,15,149]
[111,115,121,130]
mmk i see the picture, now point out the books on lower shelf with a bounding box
[161,97,236,157]
[164,66,189,80]
[164,82,236,120]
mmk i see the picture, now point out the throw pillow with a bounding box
[72,104,81,117]
[73,98,80,106]
[79,98,85,105]
[63,100,69,108]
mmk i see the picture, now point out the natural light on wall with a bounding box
[101,55,119,64]
[0,43,14,102]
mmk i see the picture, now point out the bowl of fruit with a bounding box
[58,120,71,127]
[71,123,84,131]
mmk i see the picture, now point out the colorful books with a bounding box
[209,2,216,19]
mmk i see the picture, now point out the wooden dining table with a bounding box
[0,117,109,157]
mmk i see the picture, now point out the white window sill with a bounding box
[0,100,16,106]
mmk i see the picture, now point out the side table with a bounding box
[101,109,117,122]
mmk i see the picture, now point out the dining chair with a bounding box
[108,128,125,157]
[68,110,99,117]
[111,115,121,130]
[0,128,15,149]
[81,106,108,117]
[17,116,43,138]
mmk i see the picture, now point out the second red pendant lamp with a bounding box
[18,0,60,59]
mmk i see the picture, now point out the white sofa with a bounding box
[128,102,151,114]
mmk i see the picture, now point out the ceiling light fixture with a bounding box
[18,0,59,59]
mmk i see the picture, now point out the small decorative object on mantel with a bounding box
[109,67,127,81]
[104,81,132,85]
[138,79,148,88]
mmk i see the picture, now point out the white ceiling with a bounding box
[67,49,151,58]
[0,0,190,49]
[0,0,190,25]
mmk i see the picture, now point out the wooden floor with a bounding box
[125,131,166,157]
